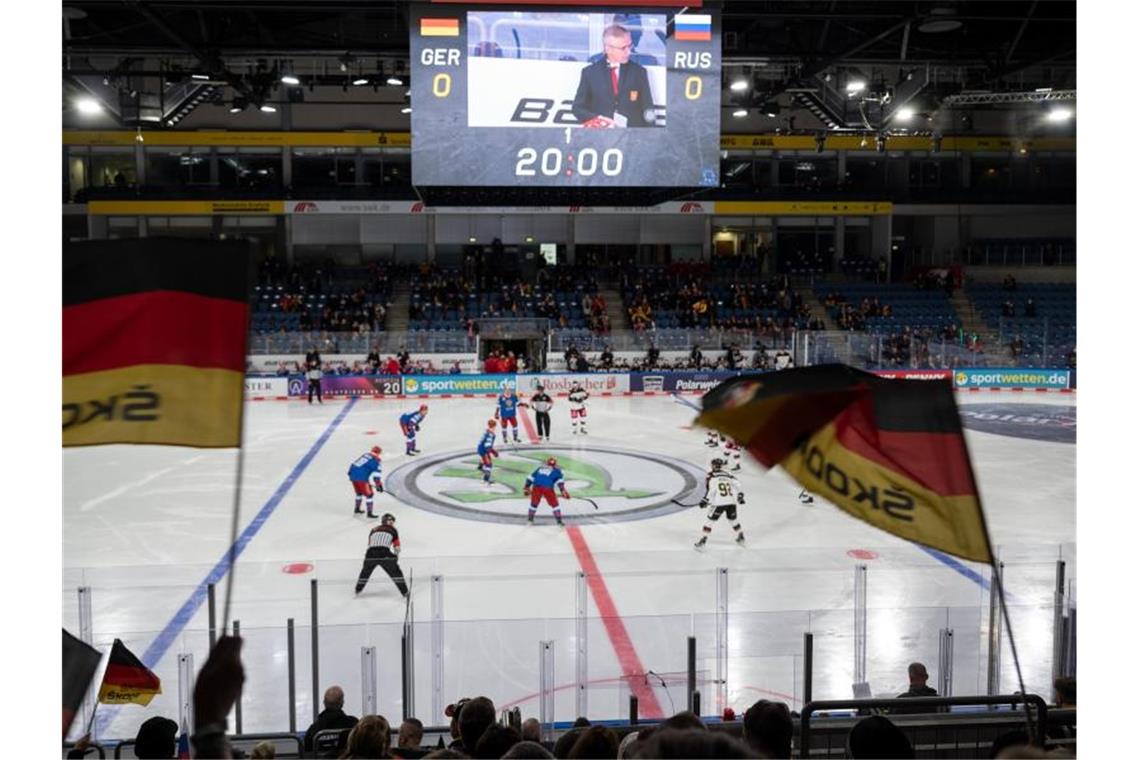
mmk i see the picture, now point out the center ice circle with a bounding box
[385,444,706,524]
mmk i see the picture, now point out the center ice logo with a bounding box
[385,445,705,524]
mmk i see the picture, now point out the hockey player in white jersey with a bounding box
[569,381,589,435]
[694,458,746,549]
[704,432,742,471]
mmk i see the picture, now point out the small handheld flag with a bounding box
[97,639,162,706]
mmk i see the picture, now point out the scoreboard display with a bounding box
[410,5,722,187]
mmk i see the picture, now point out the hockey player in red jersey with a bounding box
[524,456,571,526]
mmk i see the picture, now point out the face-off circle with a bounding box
[385,445,705,525]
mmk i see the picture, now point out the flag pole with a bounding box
[992,557,1036,740]
[221,252,253,636]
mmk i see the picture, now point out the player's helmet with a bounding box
[371,446,382,457]
[488,419,497,428]
[710,458,726,471]
[536,383,544,391]
[419,404,429,412]
[546,456,558,467]
[381,513,396,525]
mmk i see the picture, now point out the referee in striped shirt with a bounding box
[529,384,554,441]
[354,513,409,597]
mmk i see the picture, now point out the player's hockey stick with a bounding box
[671,498,703,508]
[671,392,703,412]
[575,496,600,510]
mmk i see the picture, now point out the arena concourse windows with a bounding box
[292,147,357,188]
[218,147,282,191]
[67,146,136,201]
[145,146,212,187]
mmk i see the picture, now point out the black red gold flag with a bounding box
[63,238,250,447]
[63,629,102,736]
[697,364,992,564]
[96,638,162,706]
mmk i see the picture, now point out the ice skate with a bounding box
[735,533,746,545]
[694,536,707,550]
[367,510,378,519]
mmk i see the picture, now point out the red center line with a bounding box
[518,408,665,718]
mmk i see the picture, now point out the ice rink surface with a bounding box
[63,391,1075,739]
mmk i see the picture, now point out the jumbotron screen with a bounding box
[410,5,722,187]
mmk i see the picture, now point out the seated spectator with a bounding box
[1025,298,1037,317]
[568,726,618,759]
[457,696,496,756]
[473,724,521,758]
[846,715,914,759]
[503,741,555,759]
[133,716,178,759]
[250,740,276,759]
[341,715,391,759]
[633,728,752,758]
[646,342,660,368]
[449,361,461,375]
[304,685,359,754]
[892,662,939,714]
[520,718,542,744]
[391,718,425,759]
[1054,676,1076,708]
[386,356,401,375]
[742,699,793,759]
[1002,274,1017,291]
[1010,336,1025,358]
[552,729,586,759]
[661,710,705,732]
[600,345,614,369]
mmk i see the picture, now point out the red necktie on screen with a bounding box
[611,66,619,95]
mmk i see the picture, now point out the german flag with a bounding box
[97,639,162,706]
[697,365,993,563]
[63,238,250,448]
[420,17,460,37]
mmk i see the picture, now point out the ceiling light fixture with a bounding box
[281,74,300,85]
[76,98,102,115]
[1046,107,1073,122]
[260,103,277,113]
[353,77,370,86]
[401,106,412,114]
[732,108,748,118]
[729,78,748,92]
[894,106,915,122]
[846,80,866,95]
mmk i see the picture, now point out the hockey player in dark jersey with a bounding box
[355,513,409,597]
[496,385,521,445]
[347,446,384,518]
[476,419,500,484]
[524,456,571,526]
[399,404,429,455]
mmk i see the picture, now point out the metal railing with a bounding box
[247,331,476,355]
[550,327,796,352]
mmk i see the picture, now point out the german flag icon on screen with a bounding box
[421,18,459,37]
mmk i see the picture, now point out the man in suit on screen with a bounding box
[571,24,659,128]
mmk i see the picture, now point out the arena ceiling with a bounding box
[63,1,1076,131]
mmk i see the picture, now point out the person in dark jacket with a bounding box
[891,662,939,715]
[303,685,359,754]
[571,25,658,128]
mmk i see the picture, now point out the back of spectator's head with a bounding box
[472,723,520,758]
[324,685,346,711]
[520,717,542,743]
[134,716,178,759]
[633,728,753,759]
[662,710,706,732]
[553,729,585,759]
[742,699,793,758]
[342,715,390,759]
[457,696,496,752]
[907,662,929,685]
[989,731,1032,759]
[398,717,424,748]
[503,741,556,759]
[423,751,464,759]
[250,740,277,759]
[1053,676,1076,706]
[568,726,619,759]
[572,716,592,728]
[846,716,913,759]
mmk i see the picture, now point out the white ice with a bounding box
[63,392,1075,740]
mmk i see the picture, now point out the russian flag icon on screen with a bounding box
[675,14,712,41]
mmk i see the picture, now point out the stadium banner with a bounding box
[631,371,742,393]
[244,377,289,397]
[873,369,953,382]
[952,368,1071,390]
[399,374,516,396]
[286,374,404,397]
[516,373,630,395]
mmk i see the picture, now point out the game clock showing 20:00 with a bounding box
[410,7,722,187]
